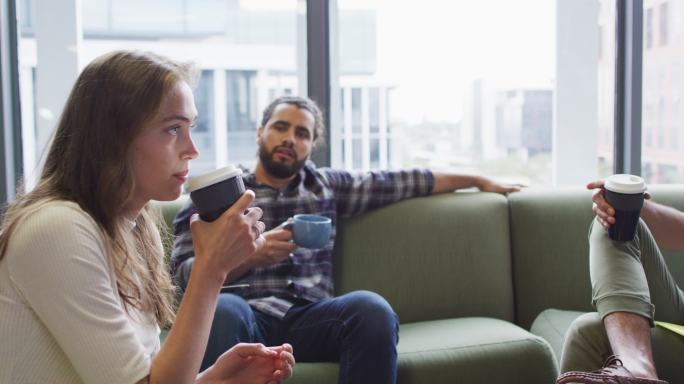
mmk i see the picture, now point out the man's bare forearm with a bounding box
[640,200,684,251]
[432,173,483,194]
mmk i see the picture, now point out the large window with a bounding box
[17,0,305,181]
[642,0,684,183]
[7,0,680,198]
[333,0,611,187]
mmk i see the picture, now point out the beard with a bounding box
[258,141,307,179]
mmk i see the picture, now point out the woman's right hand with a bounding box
[190,190,266,279]
[197,343,295,384]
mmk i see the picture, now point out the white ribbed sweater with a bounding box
[0,201,159,384]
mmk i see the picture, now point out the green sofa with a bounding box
[156,186,684,384]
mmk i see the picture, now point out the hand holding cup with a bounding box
[189,190,265,276]
[188,165,246,222]
[274,214,332,250]
[249,227,298,268]
[290,214,332,249]
[588,175,648,241]
[187,165,265,276]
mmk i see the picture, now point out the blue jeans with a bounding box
[202,290,399,384]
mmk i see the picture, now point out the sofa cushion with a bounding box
[334,192,515,324]
[289,318,557,384]
[287,362,338,384]
[396,318,557,383]
[530,308,584,363]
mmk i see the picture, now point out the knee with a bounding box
[343,291,398,336]
[634,218,654,243]
[213,293,254,330]
[588,217,609,244]
[561,312,608,372]
[566,312,602,340]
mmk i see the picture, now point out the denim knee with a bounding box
[342,290,398,342]
[212,293,256,336]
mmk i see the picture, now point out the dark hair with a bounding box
[260,96,325,145]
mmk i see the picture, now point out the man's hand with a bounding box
[248,228,298,269]
[198,343,295,384]
[475,176,523,194]
[587,179,652,230]
[432,172,523,194]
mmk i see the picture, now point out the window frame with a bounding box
[614,0,643,175]
[1,0,23,210]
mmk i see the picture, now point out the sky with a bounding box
[340,0,557,124]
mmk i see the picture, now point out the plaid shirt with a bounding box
[170,162,434,318]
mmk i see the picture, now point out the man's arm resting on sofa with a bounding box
[431,172,522,195]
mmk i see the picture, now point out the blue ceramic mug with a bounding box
[291,214,332,249]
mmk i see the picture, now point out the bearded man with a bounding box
[171,96,520,383]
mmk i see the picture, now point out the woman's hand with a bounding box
[198,343,295,384]
[190,191,266,279]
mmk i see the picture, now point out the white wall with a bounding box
[554,0,600,185]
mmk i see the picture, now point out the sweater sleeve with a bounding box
[6,202,152,384]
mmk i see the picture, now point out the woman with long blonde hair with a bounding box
[0,50,294,384]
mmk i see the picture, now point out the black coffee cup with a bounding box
[187,165,245,222]
[604,174,647,241]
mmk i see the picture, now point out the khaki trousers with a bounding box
[559,218,684,372]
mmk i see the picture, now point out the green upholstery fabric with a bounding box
[529,308,584,363]
[287,363,339,384]
[152,197,188,260]
[531,308,684,384]
[508,188,596,330]
[155,186,684,383]
[652,325,684,383]
[291,318,557,384]
[395,318,556,384]
[334,192,515,324]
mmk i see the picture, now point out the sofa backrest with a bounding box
[156,186,684,330]
[333,192,515,324]
[508,188,595,329]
